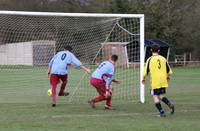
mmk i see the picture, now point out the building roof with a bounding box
[145,39,169,47]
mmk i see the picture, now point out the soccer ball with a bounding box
[47,89,52,97]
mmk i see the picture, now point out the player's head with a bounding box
[151,44,160,53]
[111,54,118,62]
[64,46,73,51]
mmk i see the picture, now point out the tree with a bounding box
[0,0,199,60]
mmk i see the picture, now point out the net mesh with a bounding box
[0,13,141,103]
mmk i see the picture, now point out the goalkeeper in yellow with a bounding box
[142,44,174,117]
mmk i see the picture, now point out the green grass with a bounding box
[0,67,200,131]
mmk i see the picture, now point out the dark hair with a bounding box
[64,46,73,51]
[151,44,160,53]
[111,54,118,62]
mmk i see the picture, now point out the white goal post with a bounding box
[0,11,145,103]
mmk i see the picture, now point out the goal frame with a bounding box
[0,11,145,103]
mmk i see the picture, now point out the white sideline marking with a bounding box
[41,109,200,119]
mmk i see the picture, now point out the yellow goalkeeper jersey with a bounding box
[143,54,173,89]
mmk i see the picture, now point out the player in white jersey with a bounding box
[48,46,91,107]
[88,55,120,109]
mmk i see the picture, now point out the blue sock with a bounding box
[162,97,172,107]
[155,102,164,114]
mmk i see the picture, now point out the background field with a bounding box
[0,67,200,131]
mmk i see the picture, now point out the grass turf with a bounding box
[0,67,200,131]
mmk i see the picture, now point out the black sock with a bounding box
[161,97,172,107]
[155,102,164,114]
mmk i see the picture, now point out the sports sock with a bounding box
[59,82,67,95]
[106,97,111,107]
[51,85,57,104]
[92,95,105,103]
[161,97,172,107]
[105,92,112,107]
[155,102,164,114]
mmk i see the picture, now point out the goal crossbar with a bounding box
[0,10,144,18]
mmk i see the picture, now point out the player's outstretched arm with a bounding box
[80,65,91,74]
[112,79,120,84]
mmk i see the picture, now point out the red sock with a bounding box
[106,97,111,107]
[51,85,57,104]
[92,95,105,103]
[106,92,112,107]
[59,82,67,95]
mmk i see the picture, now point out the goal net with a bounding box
[0,11,144,104]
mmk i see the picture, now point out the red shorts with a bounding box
[90,77,106,96]
[50,74,68,86]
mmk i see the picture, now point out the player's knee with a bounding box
[159,95,165,99]
[105,96,111,100]
[153,95,160,103]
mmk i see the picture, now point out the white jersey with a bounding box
[49,51,82,75]
[92,61,115,80]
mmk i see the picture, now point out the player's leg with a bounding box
[50,74,60,107]
[88,95,105,108]
[105,88,113,109]
[91,86,106,103]
[89,78,106,107]
[151,89,166,117]
[159,88,175,114]
[58,74,69,96]
[105,96,112,109]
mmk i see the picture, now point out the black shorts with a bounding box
[150,88,166,95]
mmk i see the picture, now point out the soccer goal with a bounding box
[0,11,145,103]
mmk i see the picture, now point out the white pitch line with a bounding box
[41,109,200,119]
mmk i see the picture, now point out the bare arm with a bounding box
[142,58,151,84]
[47,66,51,78]
[112,79,120,84]
[142,77,146,84]
[80,65,91,74]
[166,62,173,81]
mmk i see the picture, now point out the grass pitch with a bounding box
[0,67,200,131]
